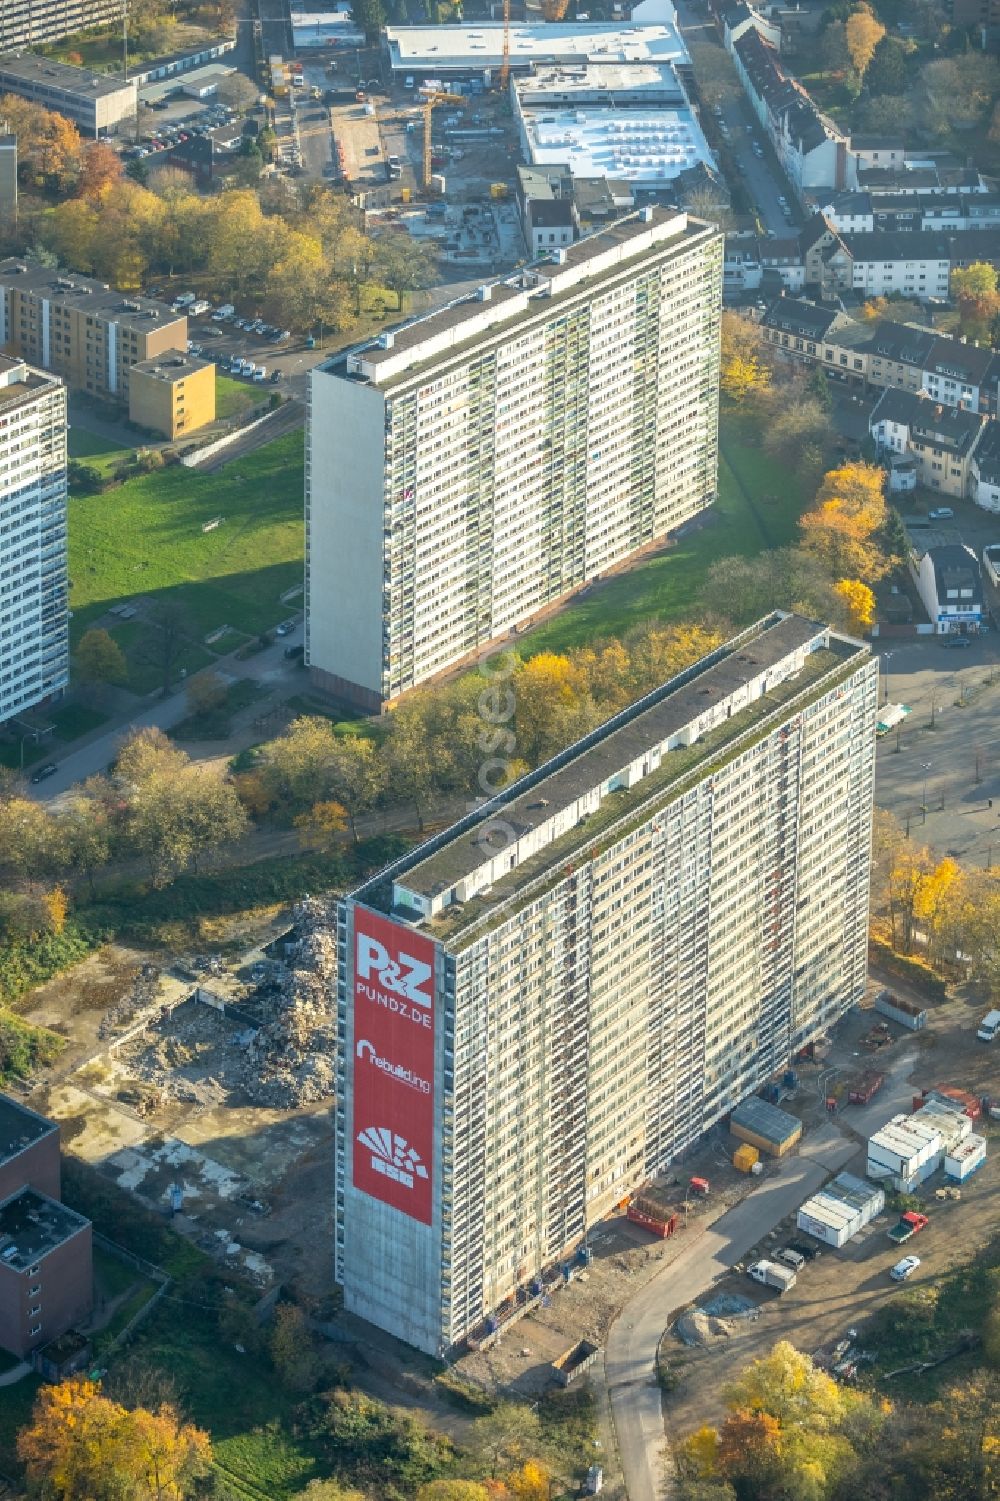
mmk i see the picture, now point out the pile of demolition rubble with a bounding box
[239,897,338,1108]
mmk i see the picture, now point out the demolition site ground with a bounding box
[21,901,341,1298]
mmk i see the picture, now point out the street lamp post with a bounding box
[921,761,932,823]
[881,650,893,707]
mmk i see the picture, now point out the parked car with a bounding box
[253,367,266,381]
[270,369,284,382]
[889,1255,921,1281]
[928,507,954,520]
[30,762,58,784]
[284,642,305,660]
[786,1240,820,1262]
[941,636,972,649]
[774,1247,806,1272]
[275,618,297,636]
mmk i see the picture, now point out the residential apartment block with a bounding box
[0,354,68,726]
[307,209,722,709]
[0,1094,92,1362]
[870,388,987,500]
[0,134,16,224]
[128,350,216,440]
[0,260,188,409]
[761,298,1000,415]
[335,612,877,1354]
[0,0,123,52]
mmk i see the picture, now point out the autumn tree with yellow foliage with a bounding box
[833,578,876,632]
[676,1342,886,1501]
[720,311,772,405]
[799,462,891,584]
[17,1378,211,1501]
[845,4,885,77]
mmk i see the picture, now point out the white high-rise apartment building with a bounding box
[0,355,69,725]
[335,613,877,1355]
[307,208,722,709]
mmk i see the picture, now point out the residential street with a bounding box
[604,1125,856,1501]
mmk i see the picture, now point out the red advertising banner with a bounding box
[352,907,436,1225]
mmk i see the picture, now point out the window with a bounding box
[29,1324,41,1336]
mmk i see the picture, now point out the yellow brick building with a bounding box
[128,351,216,440]
[0,261,187,405]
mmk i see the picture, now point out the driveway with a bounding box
[605,1125,856,1501]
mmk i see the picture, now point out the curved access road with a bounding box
[604,1124,857,1501]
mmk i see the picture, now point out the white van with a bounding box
[977,1010,1000,1042]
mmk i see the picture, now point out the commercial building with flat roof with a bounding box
[306,208,722,709]
[0,355,68,726]
[0,1188,92,1359]
[384,4,689,82]
[0,259,187,406]
[335,612,877,1353]
[513,63,714,192]
[0,0,123,52]
[0,53,136,136]
[128,349,216,439]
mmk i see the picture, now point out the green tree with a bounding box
[137,597,190,698]
[471,1402,544,1479]
[864,35,909,95]
[75,627,127,688]
[269,1302,322,1391]
[374,232,438,311]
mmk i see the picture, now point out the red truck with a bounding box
[887,1211,929,1245]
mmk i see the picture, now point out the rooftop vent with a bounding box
[477,283,492,301]
[379,330,395,349]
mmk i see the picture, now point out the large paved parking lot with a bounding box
[874,633,1000,865]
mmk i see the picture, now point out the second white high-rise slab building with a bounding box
[307,208,722,708]
[0,355,68,726]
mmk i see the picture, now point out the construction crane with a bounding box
[498,0,511,92]
[421,89,465,191]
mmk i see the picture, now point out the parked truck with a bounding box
[747,1260,797,1293]
[887,1211,929,1244]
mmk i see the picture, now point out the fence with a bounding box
[180,405,280,468]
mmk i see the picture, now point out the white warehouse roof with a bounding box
[520,104,714,186]
[385,12,689,74]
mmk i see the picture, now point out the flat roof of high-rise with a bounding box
[323,208,717,388]
[0,354,61,412]
[354,613,870,944]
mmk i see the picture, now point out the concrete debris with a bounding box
[239,898,338,1107]
[113,899,338,1111]
[97,965,162,1039]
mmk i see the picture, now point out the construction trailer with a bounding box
[867,1098,972,1191]
[945,1133,987,1182]
[797,1172,885,1248]
[730,1096,802,1158]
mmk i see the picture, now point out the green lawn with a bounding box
[68,426,131,480]
[216,373,263,421]
[69,429,305,651]
[520,419,809,657]
[132,1304,321,1500]
[107,620,214,698]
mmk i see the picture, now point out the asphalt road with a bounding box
[674,1,797,238]
[604,1125,856,1501]
[33,626,303,804]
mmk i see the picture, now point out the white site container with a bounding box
[945,1133,986,1182]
